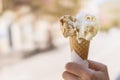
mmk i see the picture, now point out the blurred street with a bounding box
[0,28,120,80]
[0,40,70,80]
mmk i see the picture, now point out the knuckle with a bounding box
[85,72,95,80]
[62,71,68,79]
[65,62,74,70]
[87,74,93,80]
[103,64,108,70]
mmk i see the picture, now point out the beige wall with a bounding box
[2,0,13,10]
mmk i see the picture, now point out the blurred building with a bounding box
[0,0,34,55]
[31,0,81,17]
[0,0,82,54]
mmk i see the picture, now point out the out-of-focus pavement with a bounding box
[0,28,120,80]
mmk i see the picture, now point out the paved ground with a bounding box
[0,28,120,80]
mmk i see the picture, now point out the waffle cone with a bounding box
[69,36,90,60]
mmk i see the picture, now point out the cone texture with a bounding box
[69,36,90,60]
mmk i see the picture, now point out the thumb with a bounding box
[87,60,107,72]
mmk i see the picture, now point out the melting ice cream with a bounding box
[60,13,98,43]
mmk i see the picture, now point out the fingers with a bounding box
[65,62,92,78]
[63,61,109,80]
[88,60,110,80]
[62,71,80,80]
[87,60,108,72]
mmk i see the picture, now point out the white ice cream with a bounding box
[76,13,98,43]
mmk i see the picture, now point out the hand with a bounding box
[62,60,109,80]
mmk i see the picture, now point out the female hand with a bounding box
[62,60,109,80]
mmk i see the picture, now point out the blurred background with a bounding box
[0,0,120,80]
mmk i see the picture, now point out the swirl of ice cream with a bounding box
[60,13,98,43]
[76,13,98,43]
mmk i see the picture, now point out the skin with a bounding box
[62,60,110,80]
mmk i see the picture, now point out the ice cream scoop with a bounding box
[60,14,98,43]
[60,13,98,60]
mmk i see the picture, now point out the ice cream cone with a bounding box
[60,14,98,60]
[69,36,90,60]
